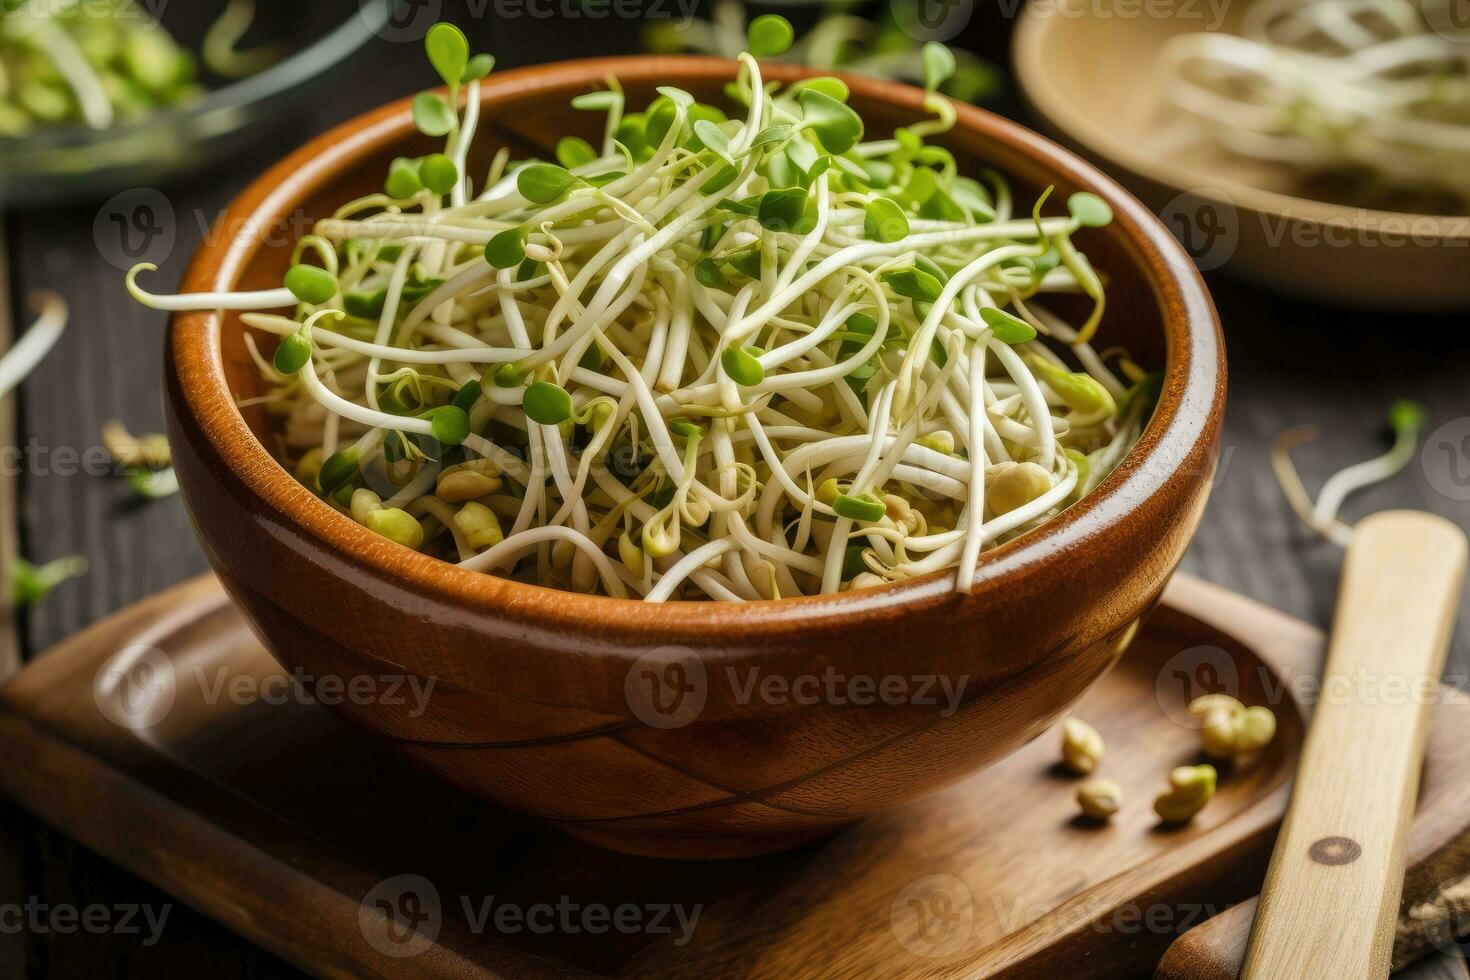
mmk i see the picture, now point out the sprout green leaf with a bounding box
[272,333,312,374]
[344,288,387,320]
[694,257,727,288]
[1390,400,1427,437]
[834,492,886,522]
[1067,192,1113,228]
[517,164,581,204]
[863,197,910,243]
[721,346,766,386]
[555,136,597,169]
[572,91,618,111]
[425,23,469,89]
[792,77,849,101]
[922,43,957,93]
[385,157,424,199]
[284,265,338,305]
[881,266,944,303]
[412,92,456,137]
[523,381,574,425]
[452,380,482,413]
[462,53,494,83]
[798,89,863,154]
[490,363,522,388]
[693,119,732,162]
[748,14,794,57]
[980,307,1038,344]
[12,555,88,606]
[758,187,809,232]
[426,405,471,446]
[749,124,792,148]
[319,449,360,494]
[419,154,459,194]
[484,226,529,269]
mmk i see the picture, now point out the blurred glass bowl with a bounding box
[0,0,392,206]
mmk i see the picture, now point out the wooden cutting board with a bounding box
[0,573,1467,978]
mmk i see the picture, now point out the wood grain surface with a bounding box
[1240,514,1468,978]
[0,573,1425,979]
[3,573,1468,979]
[1,5,1467,977]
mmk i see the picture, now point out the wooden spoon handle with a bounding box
[1241,511,1468,979]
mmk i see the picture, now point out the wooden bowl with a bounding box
[1014,1,1470,309]
[163,56,1225,859]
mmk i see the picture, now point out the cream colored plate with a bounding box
[1013,0,1470,309]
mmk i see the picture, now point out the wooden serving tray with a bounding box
[0,574,1468,978]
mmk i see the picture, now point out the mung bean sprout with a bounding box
[0,0,281,135]
[1271,400,1426,546]
[131,20,1156,600]
[651,0,1000,105]
[1157,0,1470,206]
[0,291,66,398]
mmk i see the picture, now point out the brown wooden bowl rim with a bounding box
[169,54,1224,631]
[1012,6,1470,236]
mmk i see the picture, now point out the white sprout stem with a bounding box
[646,538,740,601]
[0,292,68,398]
[459,526,629,597]
[1312,426,1420,528]
[956,343,988,594]
[127,266,294,311]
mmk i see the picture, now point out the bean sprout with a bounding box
[1271,401,1426,546]
[650,0,1001,106]
[0,0,282,136]
[1157,0,1470,205]
[0,291,66,398]
[133,20,1157,600]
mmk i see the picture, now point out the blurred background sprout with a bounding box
[647,0,1000,105]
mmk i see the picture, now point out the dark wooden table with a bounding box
[2,6,1467,977]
